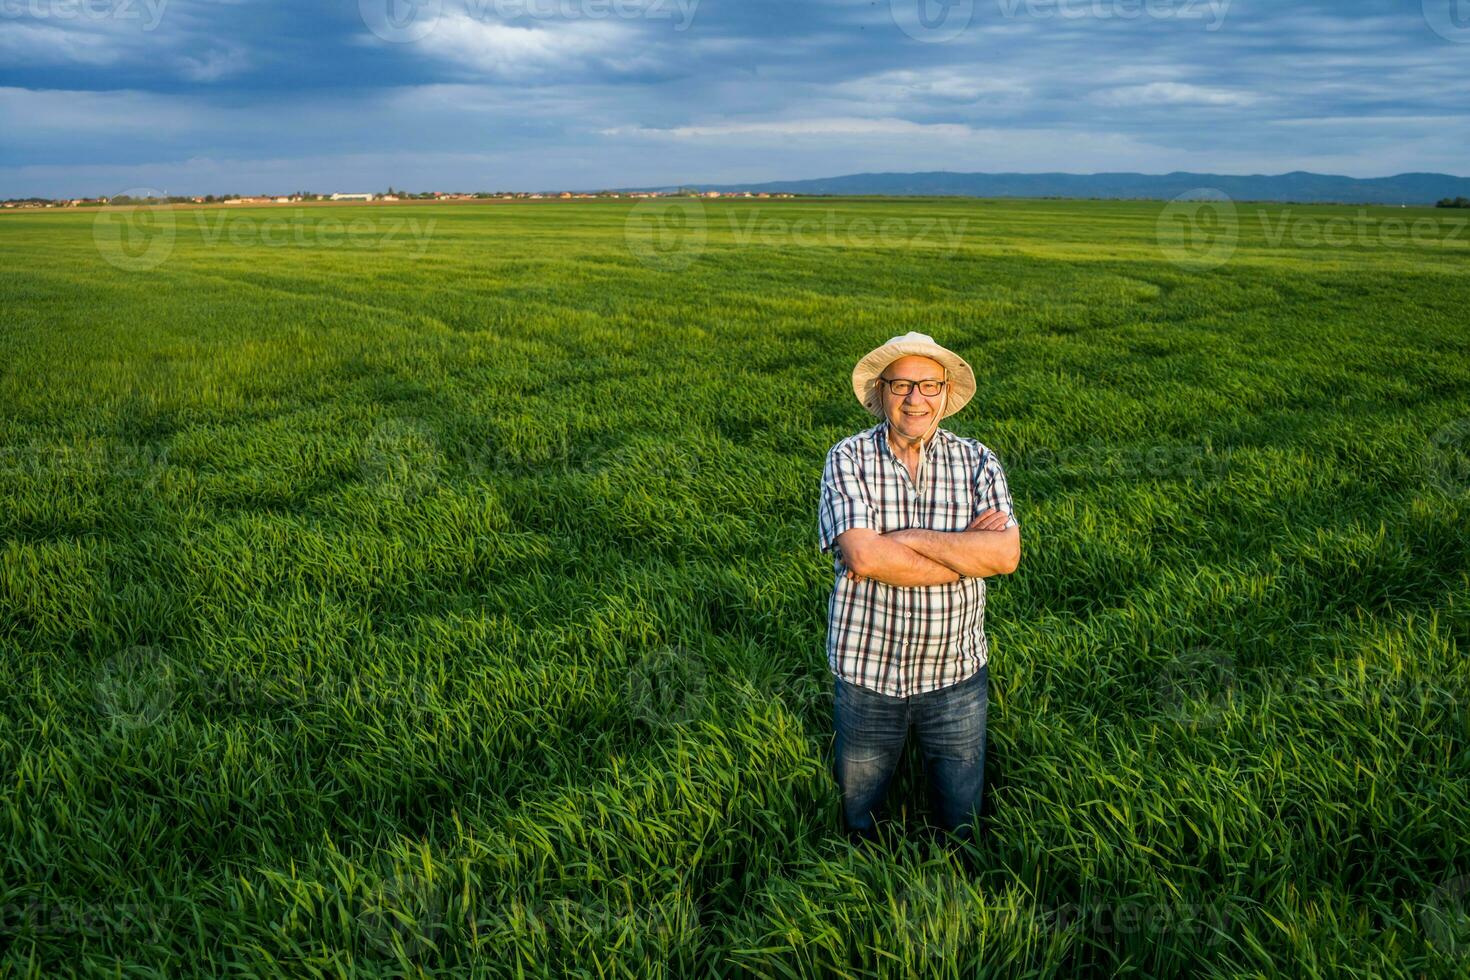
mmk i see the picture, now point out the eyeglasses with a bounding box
[880,378,946,397]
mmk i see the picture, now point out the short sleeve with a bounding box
[818,444,877,555]
[974,448,1019,530]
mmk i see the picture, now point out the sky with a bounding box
[1,0,1466,197]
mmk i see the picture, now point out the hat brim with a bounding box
[851,338,976,419]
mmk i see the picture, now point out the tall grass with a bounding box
[0,197,1467,977]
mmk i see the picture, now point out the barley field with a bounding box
[1,197,1467,977]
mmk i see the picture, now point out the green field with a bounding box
[1,197,1467,977]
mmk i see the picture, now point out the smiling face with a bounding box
[880,354,947,444]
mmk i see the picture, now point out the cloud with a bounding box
[1267,114,1470,128]
[0,0,249,81]
[386,10,645,79]
[1089,81,1262,107]
[177,46,249,82]
[0,85,199,134]
[602,117,982,139]
[2,0,1468,196]
[0,20,127,65]
[826,68,1030,106]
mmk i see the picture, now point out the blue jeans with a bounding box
[833,664,989,841]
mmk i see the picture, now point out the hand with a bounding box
[968,508,1010,532]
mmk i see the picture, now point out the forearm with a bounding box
[888,527,1020,578]
[842,539,962,587]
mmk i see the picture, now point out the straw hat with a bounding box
[851,332,976,419]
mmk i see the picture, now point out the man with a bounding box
[817,332,1021,845]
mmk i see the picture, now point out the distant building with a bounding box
[703,191,721,198]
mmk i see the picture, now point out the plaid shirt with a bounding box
[817,420,1019,698]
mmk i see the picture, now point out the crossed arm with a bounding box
[835,509,1022,587]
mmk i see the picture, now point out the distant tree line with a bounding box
[1435,197,1470,208]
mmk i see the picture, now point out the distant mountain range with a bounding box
[613,171,1470,205]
